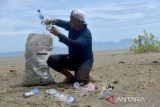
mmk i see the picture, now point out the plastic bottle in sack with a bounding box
[37,9,52,30]
[24,88,40,98]
[46,89,75,105]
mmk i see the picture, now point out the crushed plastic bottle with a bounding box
[80,88,89,96]
[86,82,98,91]
[98,88,113,99]
[98,86,105,99]
[46,89,75,105]
[74,82,80,89]
[45,89,57,95]
[23,88,40,98]
[78,82,97,96]
[57,93,75,105]
[98,83,114,99]
[103,90,113,97]
[37,9,52,30]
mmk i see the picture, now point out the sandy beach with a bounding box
[0,49,160,107]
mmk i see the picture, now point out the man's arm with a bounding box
[58,30,91,48]
[49,26,92,48]
[54,19,71,31]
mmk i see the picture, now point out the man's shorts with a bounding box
[47,54,92,84]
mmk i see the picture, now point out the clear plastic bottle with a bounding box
[98,86,105,99]
[37,9,52,30]
[45,89,57,95]
[74,82,80,89]
[98,86,113,99]
[46,89,75,105]
[104,90,113,97]
[80,88,89,96]
[23,88,40,98]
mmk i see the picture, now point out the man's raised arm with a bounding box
[54,19,71,31]
[43,18,71,31]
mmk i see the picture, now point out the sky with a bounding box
[0,0,160,52]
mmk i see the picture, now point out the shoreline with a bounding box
[0,48,130,58]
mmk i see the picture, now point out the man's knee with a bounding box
[47,55,59,69]
[47,55,54,67]
[47,55,68,72]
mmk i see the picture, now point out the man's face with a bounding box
[70,16,84,31]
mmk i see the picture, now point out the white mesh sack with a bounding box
[22,33,55,86]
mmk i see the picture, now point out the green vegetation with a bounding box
[130,30,160,53]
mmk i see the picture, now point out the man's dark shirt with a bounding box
[55,20,94,67]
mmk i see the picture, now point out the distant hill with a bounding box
[0,39,133,57]
[93,39,133,51]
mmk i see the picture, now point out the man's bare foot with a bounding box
[60,69,75,83]
[89,75,96,83]
[62,76,75,83]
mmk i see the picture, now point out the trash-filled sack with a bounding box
[22,33,55,86]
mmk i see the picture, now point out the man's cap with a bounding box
[70,9,85,22]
